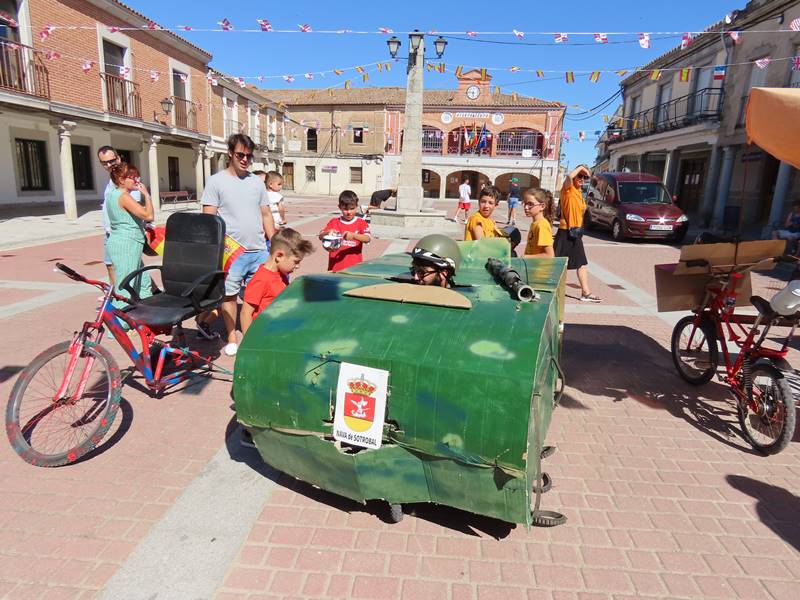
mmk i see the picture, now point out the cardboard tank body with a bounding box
[233,239,567,526]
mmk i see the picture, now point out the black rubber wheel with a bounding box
[540,445,556,460]
[670,228,688,245]
[532,510,567,527]
[532,472,552,494]
[6,341,122,467]
[671,315,718,385]
[737,364,796,455]
[611,219,625,242]
[388,503,404,523]
[584,210,594,230]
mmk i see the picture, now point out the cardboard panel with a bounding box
[675,240,785,275]
[654,263,753,312]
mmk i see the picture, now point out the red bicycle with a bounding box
[6,212,229,467]
[671,244,799,455]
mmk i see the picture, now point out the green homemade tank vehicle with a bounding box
[233,238,567,526]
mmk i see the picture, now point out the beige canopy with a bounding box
[746,87,800,169]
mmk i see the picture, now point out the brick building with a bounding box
[257,70,565,199]
[0,0,284,217]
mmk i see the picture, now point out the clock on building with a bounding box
[466,85,481,100]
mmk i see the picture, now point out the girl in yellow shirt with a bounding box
[522,188,555,258]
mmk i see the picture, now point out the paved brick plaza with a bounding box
[0,197,798,599]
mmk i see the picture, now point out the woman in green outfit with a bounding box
[106,163,154,309]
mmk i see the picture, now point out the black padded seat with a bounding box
[119,212,226,329]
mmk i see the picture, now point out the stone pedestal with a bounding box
[370,208,459,240]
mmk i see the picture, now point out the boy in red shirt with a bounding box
[318,190,371,272]
[241,228,314,335]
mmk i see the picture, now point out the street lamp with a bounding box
[433,36,447,59]
[386,36,401,58]
[160,97,174,114]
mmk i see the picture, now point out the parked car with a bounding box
[584,172,688,243]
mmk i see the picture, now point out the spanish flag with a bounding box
[355,66,365,73]
[650,70,662,81]
[589,71,601,83]
[565,71,575,84]
[455,65,463,77]
[679,67,691,82]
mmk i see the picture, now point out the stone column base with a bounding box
[370,208,460,239]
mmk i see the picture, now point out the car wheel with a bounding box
[612,219,625,241]
[584,210,594,230]
[669,228,687,245]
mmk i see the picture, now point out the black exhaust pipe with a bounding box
[485,258,537,302]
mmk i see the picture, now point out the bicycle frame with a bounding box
[58,266,221,396]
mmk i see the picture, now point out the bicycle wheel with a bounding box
[671,315,718,385]
[6,341,122,467]
[737,364,796,455]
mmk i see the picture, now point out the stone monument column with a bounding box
[395,37,424,213]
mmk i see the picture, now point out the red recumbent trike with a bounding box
[5,213,229,467]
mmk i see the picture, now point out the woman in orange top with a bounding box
[553,165,602,302]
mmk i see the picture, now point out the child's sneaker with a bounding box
[196,321,219,340]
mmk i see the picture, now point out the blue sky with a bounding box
[132,0,746,168]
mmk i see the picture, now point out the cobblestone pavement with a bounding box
[0,197,798,599]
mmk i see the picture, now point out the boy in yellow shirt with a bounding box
[522,188,555,258]
[465,185,501,241]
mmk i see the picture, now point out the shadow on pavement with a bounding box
[222,415,515,539]
[0,365,24,384]
[72,397,134,465]
[726,474,800,552]
[560,324,763,454]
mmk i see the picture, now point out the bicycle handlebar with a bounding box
[55,262,84,282]
[55,263,129,303]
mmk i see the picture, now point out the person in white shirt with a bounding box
[452,177,472,223]
[97,146,140,286]
[255,170,287,227]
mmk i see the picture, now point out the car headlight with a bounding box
[676,214,688,223]
[625,213,645,222]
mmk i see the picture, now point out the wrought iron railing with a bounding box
[101,72,141,119]
[172,96,197,131]
[224,118,241,138]
[0,42,50,98]
[496,130,544,156]
[422,129,443,154]
[608,87,723,144]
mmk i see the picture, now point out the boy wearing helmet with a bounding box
[410,234,461,288]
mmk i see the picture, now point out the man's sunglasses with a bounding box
[233,151,254,161]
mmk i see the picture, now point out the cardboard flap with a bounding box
[343,282,472,309]
[675,240,784,275]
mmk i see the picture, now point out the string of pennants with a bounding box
[14,16,800,38]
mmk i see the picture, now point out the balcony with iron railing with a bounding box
[172,96,197,131]
[101,72,141,119]
[224,118,242,138]
[0,42,50,99]
[608,87,723,144]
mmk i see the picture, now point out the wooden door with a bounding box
[677,158,706,215]
[283,162,294,190]
[168,156,180,191]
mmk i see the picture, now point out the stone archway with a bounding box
[444,170,492,199]
[494,172,541,196]
[422,169,441,198]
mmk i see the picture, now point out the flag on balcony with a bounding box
[466,31,478,37]
[594,33,608,44]
[218,18,233,31]
[283,75,295,83]
[589,71,601,83]
[728,31,741,44]
[344,80,351,89]
[713,65,726,80]
[679,68,691,82]
[118,66,131,78]
[512,29,524,39]
[509,66,520,72]
[455,65,464,77]
[39,25,54,41]
[536,69,544,78]
[638,33,651,49]
[790,17,800,31]
[476,124,488,150]
[554,33,568,43]
[355,66,365,73]
[299,24,312,32]
[257,19,272,32]
[378,27,393,34]
[565,71,575,83]
[81,60,95,74]
[149,69,160,82]
[334,69,343,75]
[680,33,693,49]
[755,57,771,70]
[650,70,662,81]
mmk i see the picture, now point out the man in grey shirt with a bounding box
[202,133,276,356]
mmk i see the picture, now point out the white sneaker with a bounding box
[223,342,238,356]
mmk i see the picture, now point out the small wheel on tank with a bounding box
[388,502,404,523]
[531,510,567,527]
[532,472,552,494]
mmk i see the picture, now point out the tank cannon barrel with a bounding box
[486,258,536,302]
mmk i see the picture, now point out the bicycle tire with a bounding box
[6,341,122,467]
[531,510,567,528]
[737,364,796,455]
[671,315,718,385]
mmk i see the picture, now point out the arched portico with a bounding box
[422,169,441,198]
[444,170,492,199]
[494,172,541,196]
